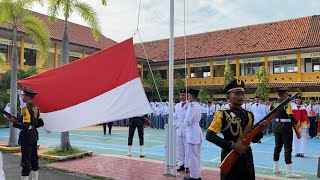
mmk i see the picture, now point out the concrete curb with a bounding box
[39,151,93,161]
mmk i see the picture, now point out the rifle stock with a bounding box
[219,92,300,175]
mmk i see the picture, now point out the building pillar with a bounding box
[82,49,86,58]
[297,50,302,82]
[20,36,24,67]
[236,57,240,77]
[210,60,214,84]
[166,64,169,85]
[54,43,59,68]
[187,63,191,85]
[140,63,144,80]
[264,54,269,79]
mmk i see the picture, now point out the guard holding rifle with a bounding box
[206,79,268,180]
[271,88,301,178]
[7,87,44,180]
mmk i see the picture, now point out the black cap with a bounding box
[255,96,260,99]
[22,86,38,98]
[180,89,186,93]
[188,88,199,96]
[295,96,302,99]
[275,87,288,92]
[223,79,245,94]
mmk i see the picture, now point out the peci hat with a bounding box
[223,79,245,94]
[188,88,199,96]
[275,87,288,92]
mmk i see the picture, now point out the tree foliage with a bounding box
[174,73,185,101]
[198,87,209,102]
[256,66,270,100]
[144,71,165,101]
[223,59,235,88]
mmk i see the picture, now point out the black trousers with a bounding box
[21,142,38,176]
[128,125,144,146]
[103,122,113,134]
[309,116,317,138]
[273,122,293,164]
[220,147,255,180]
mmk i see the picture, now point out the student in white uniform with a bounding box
[250,97,266,124]
[184,89,202,180]
[174,89,189,173]
[291,96,308,157]
[241,98,252,111]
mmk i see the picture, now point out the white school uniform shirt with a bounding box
[184,102,202,144]
[209,104,220,115]
[306,105,319,117]
[173,101,188,136]
[241,103,252,112]
[250,103,266,123]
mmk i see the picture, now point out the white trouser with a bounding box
[0,151,5,180]
[177,135,189,167]
[188,143,201,179]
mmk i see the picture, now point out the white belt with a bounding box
[276,119,291,123]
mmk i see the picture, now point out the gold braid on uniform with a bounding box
[239,112,253,140]
[221,111,242,137]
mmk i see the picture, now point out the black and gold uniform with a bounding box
[271,96,297,164]
[13,87,44,177]
[206,108,263,180]
[206,79,263,180]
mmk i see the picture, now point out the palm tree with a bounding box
[0,0,50,146]
[48,0,105,152]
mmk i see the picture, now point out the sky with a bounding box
[31,0,320,43]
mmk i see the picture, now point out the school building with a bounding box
[134,15,320,100]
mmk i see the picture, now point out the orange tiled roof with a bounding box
[134,15,320,61]
[0,11,117,50]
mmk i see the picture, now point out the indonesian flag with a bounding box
[18,38,153,132]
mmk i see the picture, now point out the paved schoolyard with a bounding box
[0,126,318,179]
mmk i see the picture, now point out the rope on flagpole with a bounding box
[183,0,188,95]
[132,0,162,102]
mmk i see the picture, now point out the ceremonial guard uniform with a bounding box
[271,88,301,178]
[184,89,202,180]
[206,79,264,180]
[11,87,44,180]
[173,89,189,172]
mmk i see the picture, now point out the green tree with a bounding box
[174,73,185,101]
[143,71,165,100]
[48,0,107,151]
[0,0,50,146]
[256,66,270,100]
[223,59,235,88]
[198,87,209,102]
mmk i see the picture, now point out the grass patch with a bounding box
[43,146,86,156]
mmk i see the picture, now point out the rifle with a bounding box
[0,109,19,123]
[219,92,300,175]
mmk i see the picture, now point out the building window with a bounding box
[174,68,186,79]
[273,59,297,73]
[0,44,8,62]
[159,70,167,79]
[244,62,263,75]
[305,58,320,72]
[70,56,80,62]
[190,66,210,78]
[24,48,36,66]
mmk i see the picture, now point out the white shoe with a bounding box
[32,170,38,180]
[140,145,145,157]
[286,164,301,178]
[127,145,132,156]
[273,161,282,174]
[21,176,29,180]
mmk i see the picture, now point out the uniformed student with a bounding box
[271,87,301,178]
[206,79,268,180]
[173,89,189,173]
[8,87,44,180]
[183,89,202,180]
[127,115,146,157]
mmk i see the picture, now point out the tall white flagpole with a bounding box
[165,0,176,176]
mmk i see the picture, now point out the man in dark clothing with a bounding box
[127,116,146,157]
[271,88,301,178]
[206,79,267,180]
[102,122,113,135]
[8,86,44,180]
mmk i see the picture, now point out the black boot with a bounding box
[177,164,185,171]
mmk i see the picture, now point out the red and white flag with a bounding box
[18,38,153,132]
